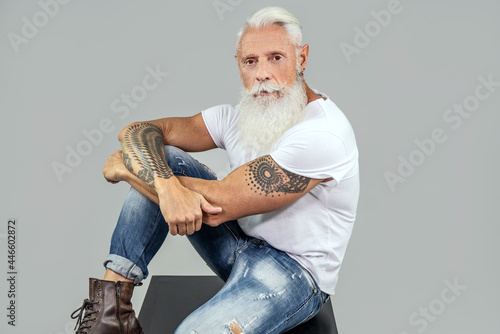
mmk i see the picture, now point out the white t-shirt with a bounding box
[201,92,359,295]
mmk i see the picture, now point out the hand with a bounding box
[103,150,131,184]
[157,182,222,236]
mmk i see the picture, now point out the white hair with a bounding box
[236,6,303,53]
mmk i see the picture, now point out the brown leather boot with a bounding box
[71,278,144,334]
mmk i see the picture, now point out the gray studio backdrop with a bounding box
[1,0,498,333]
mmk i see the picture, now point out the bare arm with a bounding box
[107,112,216,204]
[118,121,221,235]
[117,113,217,152]
[120,122,174,189]
[178,154,325,226]
[104,151,323,227]
[106,114,322,229]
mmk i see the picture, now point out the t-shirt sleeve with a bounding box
[270,130,357,183]
[201,104,236,150]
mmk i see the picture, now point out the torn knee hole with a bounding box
[229,320,244,334]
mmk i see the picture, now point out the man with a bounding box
[71,6,359,334]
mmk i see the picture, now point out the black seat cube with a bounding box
[139,275,338,333]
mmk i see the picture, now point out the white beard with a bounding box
[237,76,307,153]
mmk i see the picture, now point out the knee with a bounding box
[229,320,244,334]
[119,186,161,220]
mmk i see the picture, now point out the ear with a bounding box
[235,54,243,73]
[298,44,309,72]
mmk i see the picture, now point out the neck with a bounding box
[303,80,324,103]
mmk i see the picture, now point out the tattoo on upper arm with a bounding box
[244,155,310,196]
[122,123,173,189]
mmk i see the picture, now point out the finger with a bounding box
[169,223,178,236]
[195,218,203,232]
[186,221,196,235]
[200,197,222,214]
[190,211,203,234]
[103,168,110,181]
[177,223,187,236]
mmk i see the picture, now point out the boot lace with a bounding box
[71,299,99,333]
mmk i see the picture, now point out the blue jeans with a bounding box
[104,146,329,333]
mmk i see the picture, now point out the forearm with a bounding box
[178,155,320,226]
[177,177,230,223]
[177,176,277,224]
[122,170,160,205]
[120,122,175,193]
[105,122,221,236]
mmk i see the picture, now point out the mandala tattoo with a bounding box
[245,155,310,197]
[121,123,173,189]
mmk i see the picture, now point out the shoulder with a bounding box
[202,103,236,116]
[201,104,238,125]
[284,95,355,144]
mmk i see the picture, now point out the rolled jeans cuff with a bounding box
[103,254,144,284]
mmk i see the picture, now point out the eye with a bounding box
[245,59,256,66]
[272,55,283,62]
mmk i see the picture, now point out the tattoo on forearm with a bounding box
[122,151,133,172]
[245,155,310,196]
[121,123,173,189]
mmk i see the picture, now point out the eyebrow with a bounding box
[241,51,286,60]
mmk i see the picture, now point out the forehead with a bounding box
[238,25,295,56]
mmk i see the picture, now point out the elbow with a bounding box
[118,121,165,142]
[117,122,138,142]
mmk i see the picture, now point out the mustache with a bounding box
[247,81,285,96]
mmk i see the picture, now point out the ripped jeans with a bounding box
[104,146,329,333]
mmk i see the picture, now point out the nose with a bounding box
[256,61,271,82]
